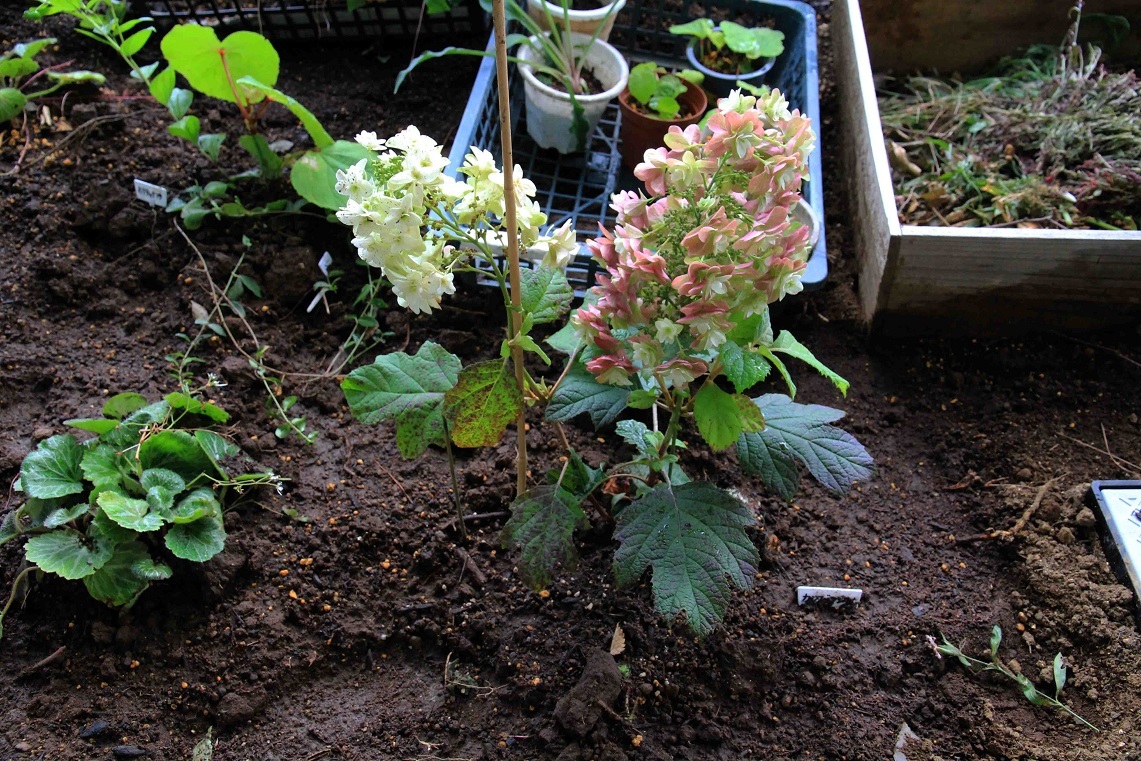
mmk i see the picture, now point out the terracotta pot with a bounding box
[617,77,708,171]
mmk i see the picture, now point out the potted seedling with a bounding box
[525,0,627,42]
[617,61,707,170]
[670,18,784,98]
[398,0,629,154]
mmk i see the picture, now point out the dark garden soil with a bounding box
[3,4,1141,761]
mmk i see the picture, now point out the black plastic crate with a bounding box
[142,0,488,42]
[445,0,826,292]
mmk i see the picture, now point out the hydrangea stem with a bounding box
[491,0,529,499]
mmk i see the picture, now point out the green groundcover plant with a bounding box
[0,36,104,123]
[338,87,873,636]
[1,391,280,637]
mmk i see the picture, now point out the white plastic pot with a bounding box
[525,0,626,42]
[518,33,629,154]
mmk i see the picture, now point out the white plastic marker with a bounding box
[1091,482,1141,599]
[797,586,863,605]
[133,179,168,207]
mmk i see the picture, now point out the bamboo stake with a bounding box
[490,0,528,499]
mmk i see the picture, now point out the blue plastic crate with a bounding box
[446,0,826,292]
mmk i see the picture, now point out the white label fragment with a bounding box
[796,586,863,605]
[1093,483,1141,598]
[133,179,168,207]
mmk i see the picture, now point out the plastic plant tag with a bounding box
[133,179,169,207]
[1089,481,1141,608]
[797,585,863,605]
[317,251,333,276]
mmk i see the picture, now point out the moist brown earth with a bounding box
[2,3,1140,760]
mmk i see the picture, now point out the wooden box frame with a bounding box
[835,0,1141,333]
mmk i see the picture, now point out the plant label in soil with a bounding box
[133,179,169,207]
[1090,481,1141,605]
[797,586,863,606]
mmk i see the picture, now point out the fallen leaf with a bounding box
[609,624,626,656]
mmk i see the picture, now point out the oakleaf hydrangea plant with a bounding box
[338,91,872,636]
[1,392,280,637]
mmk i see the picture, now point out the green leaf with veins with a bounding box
[43,502,90,529]
[81,444,122,493]
[769,331,849,396]
[613,482,757,637]
[160,26,279,105]
[552,450,604,498]
[194,430,239,477]
[99,491,165,532]
[290,139,371,210]
[501,485,588,589]
[138,430,214,483]
[141,468,186,512]
[719,340,771,393]
[444,359,523,448]
[20,435,85,499]
[166,517,226,562]
[545,322,581,355]
[735,394,872,499]
[546,362,630,428]
[342,341,461,456]
[103,392,150,420]
[171,488,221,524]
[25,527,114,580]
[64,417,119,434]
[520,266,573,325]
[132,557,173,581]
[693,384,743,451]
[83,541,152,606]
[165,392,229,423]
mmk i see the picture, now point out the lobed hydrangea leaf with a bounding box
[613,482,758,637]
[83,541,152,607]
[693,384,743,451]
[719,341,771,393]
[443,360,522,448]
[552,450,605,498]
[20,434,85,499]
[735,394,873,499]
[393,406,445,459]
[545,322,581,355]
[166,517,226,562]
[769,331,849,396]
[616,419,656,455]
[520,266,573,325]
[546,362,630,428]
[25,527,114,580]
[98,492,165,533]
[501,486,588,590]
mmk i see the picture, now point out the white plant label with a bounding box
[797,586,863,605]
[1094,484,1141,597]
[133,179,168,207]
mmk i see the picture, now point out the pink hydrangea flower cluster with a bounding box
[572,88,816,389]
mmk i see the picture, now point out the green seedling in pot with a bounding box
[0,391,281,638]
[625,62,703,119]
[670,18,784,75]
[0,37,104,123]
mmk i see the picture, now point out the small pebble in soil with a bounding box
[79,720,111,739]
[111,746,146,759]
[1075,507,1097,528]
[14,742,32,752]
[1056,526,1076,545]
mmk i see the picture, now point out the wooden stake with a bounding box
[491,0,528,499]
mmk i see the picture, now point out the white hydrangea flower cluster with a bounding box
[336,128,579,315]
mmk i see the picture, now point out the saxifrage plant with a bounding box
[0,391,280,637]
[337,88,872,636]
[670,18,784,76]
[625,62,703,120]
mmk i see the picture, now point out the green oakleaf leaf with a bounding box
[501,485,588,589]
[520,266,573,325]
[613,482,758,637]
[546,362,630,428]
[616,419,657,455]
[83,540,152,607]
[693,384,742,451]
[98,491,165,533]
[552,450,605,498]
[20,434,85,499]
[726,307,773,346]
[291,140,371,210]
[769,331,849,396]
[25,527,114,580]
[719,341,771,393]
[160,26,279,105]
[735,394,873,499]
[545,322,581,355]
[165,392,229,423]
[444,359,523,448]
[342,342,461,457]
[165,516,226,562]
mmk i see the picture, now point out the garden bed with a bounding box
[2,3,1141,760]
[836,0,1141,333]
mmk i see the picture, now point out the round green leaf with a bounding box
[25,528,113,580]
[98,491,165,533]
[160,25,279,105]
[0,88,28,123]
[20,434,85,499]
[83,541,152,606]
[165,517,226,562]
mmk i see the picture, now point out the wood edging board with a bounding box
[834,0,1141,334]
